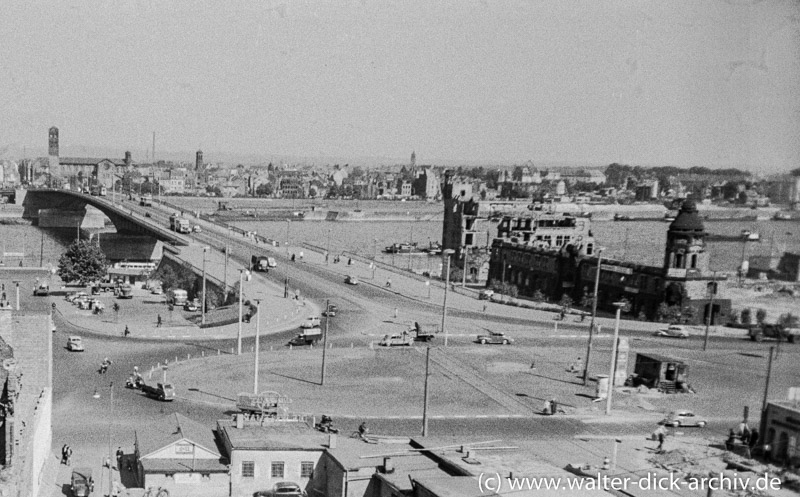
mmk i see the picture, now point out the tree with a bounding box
[741,308,752,325]
[778,312,799,328]
[152,262,198,298]
[57,240,108,285]
[756,308,767,325]
[559,294,574,311]
[255,183,273,197]
[532,289,546,302]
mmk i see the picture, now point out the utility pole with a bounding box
[237,270,250,355]
[321,299,330,386]
[253,299,262,394]
[422,346,431,436]
[223,246,229,297]
[39,230,44,267]
[107,382,114,497]
[462,248,468,288]
[760,346,775,442]
[583,251,603,385]
[703,271,717,351]
[605,302,625,415]
[441,250,454,346]
[201,247,208,325]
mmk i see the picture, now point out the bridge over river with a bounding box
[21,189,189,246]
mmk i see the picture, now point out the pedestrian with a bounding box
[543,400,552,415]
[124,326,130,337]
[61,444,68,464]
[116,446,124,470]
[291,253,296,262]
[551,399,558,415]
[657,431,665,452]
[482,303,487,313]
[156,314,162,328]
[299,251,304,260]
[65,445,72,465]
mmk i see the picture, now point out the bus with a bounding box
[168,289,188,306]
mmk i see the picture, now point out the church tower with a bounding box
[410,151,416,168]
[663,199,708,273]
[48,127,59,176]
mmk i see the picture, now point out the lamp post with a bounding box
[703,271,717,351]
[94,382,114,497]
[321,299,330,386]
[285,220,291,255]
[441,249,455,347]
[583,248,604,386]
[605,301,627,415]
[462,248,468,288]
[223,246,229,296]
[237,269,251,356]
[201,247,209,325]
[326,229,332,265]
[253,298,262,395]
[12,281,20,311]
[408,220,414,271]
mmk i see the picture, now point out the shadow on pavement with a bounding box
[186,387,237,403]
[267,369,321,387]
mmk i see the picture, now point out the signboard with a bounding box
[624,286,639,294]
[601,264,633,275]
[666,268,687,278]
[175,443,194,454]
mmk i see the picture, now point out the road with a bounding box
[29,200,797,486]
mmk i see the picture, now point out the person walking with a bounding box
[65,445,72,465]
[116,447,124,470]
[124,326,130,337]
[156,314,162,328]
[61,444,68,465]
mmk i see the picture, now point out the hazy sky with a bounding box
[1,0,799,171]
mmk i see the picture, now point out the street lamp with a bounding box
[441,249,455,347]
[462,247,468,288]
[237,269,251,356]
[201,247,209,325]
[605,301,627,415]
[583,247,605,386]
[94,382,114,497]
[703,271,717,351]
[12,281,20,311]
[253,298,262,395]
[285,220,291,255]
[326,229,332,265]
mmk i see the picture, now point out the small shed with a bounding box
[632,353,688,391]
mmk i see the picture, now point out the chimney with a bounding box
[328,433,337,449]
[124,151,132,168]
[235,413,244,429]
[383,457,394,474]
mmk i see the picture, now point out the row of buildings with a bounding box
[440,172,732,324]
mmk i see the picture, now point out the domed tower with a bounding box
[664,199,708,272]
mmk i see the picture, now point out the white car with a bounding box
[267,257,277,268]
[378,333,414,347]
[655,325,689,339]
[301,317,321,329]
[661,410,707,428]
[66,336,85,352]
[151,287,163,295]
[345,275,359,285]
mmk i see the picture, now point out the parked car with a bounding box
[151,287,163,295]
[478,289,495,300]
[378,333,414,347]
[254,481,307,497]
[476,331,513,345]
[67,292,89,303]
[301,316,321,329]
[67,336,85,352]
[322,304,338,317]
[192,225,202,233]
[345,275,359,285]
[660,410,707,428]
[70,468,94,497]
[184,299,200,312]
[654,325,689,339]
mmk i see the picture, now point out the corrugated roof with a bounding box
[137,413,220,460]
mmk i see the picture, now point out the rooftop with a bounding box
[137,413,221,459]
[216,419,328,451]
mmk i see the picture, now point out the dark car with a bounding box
[322,304,338,317]
[254,481,307,497]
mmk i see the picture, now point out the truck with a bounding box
[139,194,153,206]
[251,255,277,271]
[749,324,797,343]
[140,382,175,401]
[33,283,50,296]
[410,322,434,342]
[236,391,292,419]
[288,327,322,346]
[169,214,191,234]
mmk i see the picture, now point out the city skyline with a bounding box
[1,1,799,172]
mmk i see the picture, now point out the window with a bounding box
[300,461,314,478]
[242,461,255,478]
[271,461,285,478]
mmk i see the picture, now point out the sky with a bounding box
[1,0,799,172]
